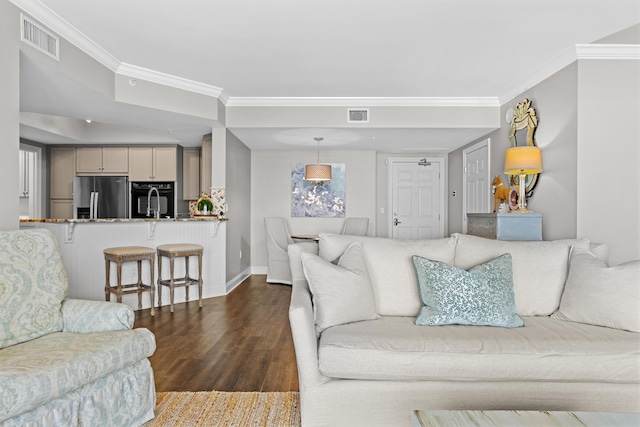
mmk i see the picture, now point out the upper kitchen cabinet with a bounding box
[200,133,212,195]
[129,147,177,182]
[50,147,75,199]
[76,147,128,175]
[183,148,201,200]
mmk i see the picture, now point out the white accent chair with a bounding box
[264,217,295,284]
[341,217,369,236]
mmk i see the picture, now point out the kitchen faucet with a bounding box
[147,186,160,219]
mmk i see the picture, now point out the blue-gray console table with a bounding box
[467,212,542,241]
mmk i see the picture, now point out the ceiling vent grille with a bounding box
[347,108,369,123]
[21,14,59,61]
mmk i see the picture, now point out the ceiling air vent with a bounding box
[21,14,59,61]
[347,108,369,123]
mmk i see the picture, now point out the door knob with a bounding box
[394,218,401,226]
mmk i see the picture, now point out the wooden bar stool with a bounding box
[156,243,204,312]
[104,246,156,316]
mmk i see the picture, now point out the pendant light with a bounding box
[305,137,331,182]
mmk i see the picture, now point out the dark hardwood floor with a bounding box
[134,275,299,393]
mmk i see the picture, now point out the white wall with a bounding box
[0,1,20,230]
[251,149,376,269]
[577,57,640,265]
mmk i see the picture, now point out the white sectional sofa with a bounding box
[288,233,640,426]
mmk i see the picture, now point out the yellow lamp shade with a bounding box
[504,146,543,175]
[305,164,331,181]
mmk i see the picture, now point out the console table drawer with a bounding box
[467,213,542,241]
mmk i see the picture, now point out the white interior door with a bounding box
[389,158,444,239]
[463,139,491,232]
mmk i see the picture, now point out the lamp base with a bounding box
[514,173,533,213]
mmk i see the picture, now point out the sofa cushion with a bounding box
[318,316,640,383]
[414,254,523,328]
[0,329,156,420]
[302,243,379,332]
[553,249,640,332]
[319,234,457,316]
[0,229,68,349]
[453,234,591,316]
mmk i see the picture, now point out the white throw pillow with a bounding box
[319,234,458,316]
[553,249,640,332]
[453,234,590,316]
[302,242,379,332]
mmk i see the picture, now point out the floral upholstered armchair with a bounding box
[0,228,157,426]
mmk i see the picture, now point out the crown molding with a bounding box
[498,46,578,105]
[576,44,640,59]
[225,97,500,108]
[499,43,640,104]
[116,63,226,99]
[9,0,120,71]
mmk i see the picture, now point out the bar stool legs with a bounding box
[104,246,156,316]
[157,244,204,313]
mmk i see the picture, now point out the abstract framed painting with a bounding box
[291,163,346,217]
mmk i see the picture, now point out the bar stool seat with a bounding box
[156,243,204,312]
[104,246,156,316]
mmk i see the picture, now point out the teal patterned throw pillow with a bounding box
[413,253,524,328]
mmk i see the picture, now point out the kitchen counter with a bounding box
[20,218,230,312]
[20,216,229,223]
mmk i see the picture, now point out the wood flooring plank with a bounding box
[134,275,299,392]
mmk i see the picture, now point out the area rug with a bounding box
[144,391,301,426]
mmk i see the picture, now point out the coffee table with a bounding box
[412,410,639,426]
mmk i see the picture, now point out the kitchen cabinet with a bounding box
[128,147,177,182]
[467,212,542,241]
[76,147,128,175]
[49,199,73,219]
[183,148,201,200]
[200,133,212,194]
[50,147,75,199]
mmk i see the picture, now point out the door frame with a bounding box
[462,138,491,233]
[20,142,43,219]
[387,157,446,239]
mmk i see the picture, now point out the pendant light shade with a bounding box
[305,137,331,181]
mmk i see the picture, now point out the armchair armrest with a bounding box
[62,299,134,333]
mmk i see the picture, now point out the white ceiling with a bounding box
[15,0,640,151]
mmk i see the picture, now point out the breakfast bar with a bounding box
[19,217,228,312]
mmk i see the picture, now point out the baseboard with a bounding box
[251,266,268,275]
[225,267,251,293]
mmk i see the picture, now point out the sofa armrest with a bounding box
[289,278,330,389]
[288,242,319,286]
[61,299,134,333]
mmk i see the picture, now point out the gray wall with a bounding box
[0,1,20,230]
[577,57,639,265]
[225,130,252,281]
[448,63,579,241]
[448,50,639,265]
[250,149,376,269]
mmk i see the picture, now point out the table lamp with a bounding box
[504,146,542,213]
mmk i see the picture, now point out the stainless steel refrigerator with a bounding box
[73,176,129,219]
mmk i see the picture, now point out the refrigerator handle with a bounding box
[89,192,94,219]
[93,192,99,219]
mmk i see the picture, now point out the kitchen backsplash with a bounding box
[189,188,226,217]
